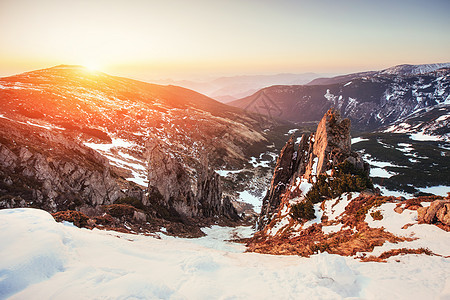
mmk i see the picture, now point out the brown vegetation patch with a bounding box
[342,195,395,227]
[396,195,443,211]
[370,210,383,220]
[436,223,450,232]
[52,210,89,228]
[104,204,136,218]
[247,222,408,257]
[361,248,434,262]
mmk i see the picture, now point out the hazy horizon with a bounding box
[1,0,449,81]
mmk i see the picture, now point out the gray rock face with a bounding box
[0,115,238,223]
[258,135,297,229]
[146,140,238,219]
[257,109,369,229]
[0,119,125,212]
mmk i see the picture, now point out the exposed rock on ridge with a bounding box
[0,118,126,211]
[248,109,449,258]
[258,108,368,229]
[146,139,238,220]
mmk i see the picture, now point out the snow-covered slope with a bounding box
[307,63,450,85]
[380,63,450,76]
[1,208,450,299]
[382,105,450,142]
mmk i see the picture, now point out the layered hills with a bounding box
[0,65,288,235]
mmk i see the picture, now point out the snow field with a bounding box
[1,208,450,299]
[351,137,369,144]
[238,191,262,213]
[323,193,359,222]
[365,203,450,257]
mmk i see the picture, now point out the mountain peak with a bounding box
[380,62,450,76]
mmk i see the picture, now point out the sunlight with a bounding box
[82,61,101,72]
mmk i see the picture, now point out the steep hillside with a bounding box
[231,66,450,133]
[0,65,288,234]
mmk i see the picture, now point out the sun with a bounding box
[82,61,101,72]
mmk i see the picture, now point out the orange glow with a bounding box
[0,1,449,79]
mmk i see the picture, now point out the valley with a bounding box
[1,63,449,299]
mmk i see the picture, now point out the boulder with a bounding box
[417,200,450,225]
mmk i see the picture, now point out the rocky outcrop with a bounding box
[258,135,297,229]
[257,108,369,229]
[418,200,450,226]
[146,139,239,220]
[0,119,127,212]
[248,109,449,257]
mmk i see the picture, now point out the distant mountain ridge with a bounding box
[151,72,323,102]
[230,63,450,134]
[307,63,450,86]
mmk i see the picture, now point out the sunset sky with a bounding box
[1,0,449,80]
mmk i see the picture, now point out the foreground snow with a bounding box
[1,209,450,299]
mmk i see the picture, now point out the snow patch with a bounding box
[351,137,369,144]
[409,132,442,142]
[365,203,450,256]
[370,167,396,178]
[417,185,450,197]
[375,184,414,199]
[287,128,299,135]
[322,223,344,234]
[303,203,323,229]
[323,193,359,222]
[215,169,243,177]
[238,191,262,213]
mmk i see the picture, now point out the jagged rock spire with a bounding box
[257,108,368,230]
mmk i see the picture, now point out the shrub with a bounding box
[306,160,373,203]
[52,210,89,228]
[370,210,383,220]
[290,200,316,221]
[114,196,144,209]
[105,204,135,218]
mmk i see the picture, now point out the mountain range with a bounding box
[150,72,323,102]
[231,63,450,136]
[1,63,449,235]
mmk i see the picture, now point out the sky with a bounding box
[0,0,449,80]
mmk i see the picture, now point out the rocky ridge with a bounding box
[248,109,450,258]
[258,108,368,229]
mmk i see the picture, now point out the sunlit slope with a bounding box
[0,65,271,167]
